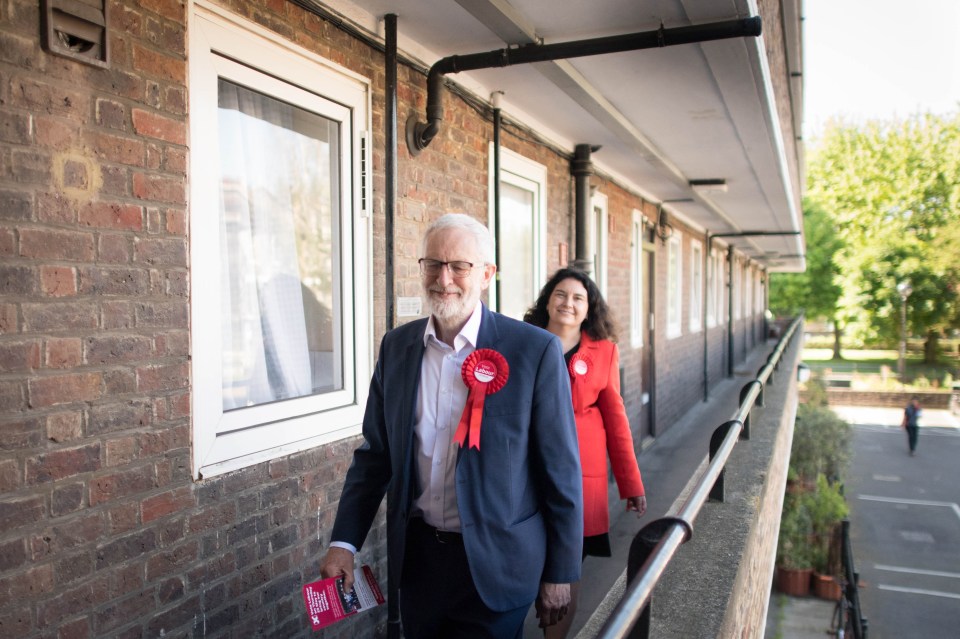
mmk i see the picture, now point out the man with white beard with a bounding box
[320,213,583,638]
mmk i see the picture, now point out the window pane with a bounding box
[499,181,535,319]
[217,79,342,410]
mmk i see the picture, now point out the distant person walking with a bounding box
[901,396,921,456]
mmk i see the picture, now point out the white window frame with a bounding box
[712,248,726,326]
[189,3,371,478]
[629,209,643,348]
[666,232,683,338]
[487,145,547,316]
[689,239,703,333]
[589,191,609,297]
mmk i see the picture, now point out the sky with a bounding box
[802,0,960,139]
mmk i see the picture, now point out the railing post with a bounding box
[738,382,760,440]
[626,517,693,639]
[709,421,739,501]
[755,366,766,406]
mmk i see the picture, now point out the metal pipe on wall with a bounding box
[385,14,397,331]
[727,245,735,377]
[406,17,762,154]
[572,144,599,272]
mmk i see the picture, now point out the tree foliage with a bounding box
[804,112,960,360]
[769,200,843,321]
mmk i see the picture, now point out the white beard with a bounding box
[426,284,479,326]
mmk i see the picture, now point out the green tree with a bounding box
[805,112,960,363]
[769,200,844,356]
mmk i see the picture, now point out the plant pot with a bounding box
[812,572,842,601]
[775,566,812,597]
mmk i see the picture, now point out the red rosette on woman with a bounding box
[454,349,509,450]
[568,352,592,414]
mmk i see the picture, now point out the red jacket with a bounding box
[569,334,645,537]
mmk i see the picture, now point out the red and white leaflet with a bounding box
[302,565,385,631]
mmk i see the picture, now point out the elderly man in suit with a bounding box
[320,213,583,638]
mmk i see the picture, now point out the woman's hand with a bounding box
[626,495,647,517]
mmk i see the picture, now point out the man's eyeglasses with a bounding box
[418,259,476,278]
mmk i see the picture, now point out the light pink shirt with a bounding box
[412,303,482,532]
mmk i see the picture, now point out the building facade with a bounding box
[0,0,803,636]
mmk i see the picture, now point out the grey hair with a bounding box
[421,213,496,265]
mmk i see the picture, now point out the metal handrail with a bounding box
[840,519,868,639]
[595,315,803,639]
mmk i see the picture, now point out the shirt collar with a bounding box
[424,303,483,351]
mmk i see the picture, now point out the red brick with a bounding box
[164,147,186,173]
[97,233,132,264]
[142,486,195,523]
[0,303,18,334]
[87,399,152,435]
[132,45,186,84]
[0,108,31,144]
[132,171,185,204]
[0,605,33,638]
[46,411,83,443]
[78,266,150,296]
[131,107,185,145]
[89,466,156,506]
[36,191,75,224]
[51,482,85,516]
[106,502,140,535]
[0,188,33,221]
[101,301,134,330]
[136,362,188,393]
[134,301,187,328]
[0,494,45,534]
[0,415,43,450]
[140,424,188,457]
[134,236,186,267]
[12,148,53,183]
[62,158,91,190]
[79,201,143,230]
[20,228,95,261]
[96,97,127,131]
[25,443,101,484]
[45,337,82,368]
[164,208,186,235]
[0,228,14,256]
[138,0,187,22]
[28,372,103,408]
[85,334,153,365]
[34,115,78,151]
[22,301,97,332]
[57,616,91,639]
[105,436,138,467]
[0,379,26,412]
[89,130,146,166]
[154,330,188,357]
[0,338,40,371]
[0,458,20,492]
[39,266,77,297]
[10,76,90,122]
[0,264,36,295]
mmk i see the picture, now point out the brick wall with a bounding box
[0,0,785,637]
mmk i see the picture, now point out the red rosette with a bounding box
[454,349,509,450]
[568,352,592,414]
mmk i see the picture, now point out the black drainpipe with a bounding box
[385,14,397,331]
[405,17,761,154]
[571,144,600,272]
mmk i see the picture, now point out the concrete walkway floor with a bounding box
[764,592,837,639]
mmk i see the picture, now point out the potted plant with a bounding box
[775,491,813,596]
[807,474,848,600]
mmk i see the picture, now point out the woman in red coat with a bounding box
[525,268,646,638]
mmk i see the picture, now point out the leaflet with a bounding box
[302,565,385,630]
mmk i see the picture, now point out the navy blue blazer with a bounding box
[330,304,583,611]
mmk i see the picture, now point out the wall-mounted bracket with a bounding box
[42,0,109,69]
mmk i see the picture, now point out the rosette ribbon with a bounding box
[454,349,509,450]
[568,352,592,414]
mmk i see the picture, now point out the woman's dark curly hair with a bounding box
[523,268,618,342]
